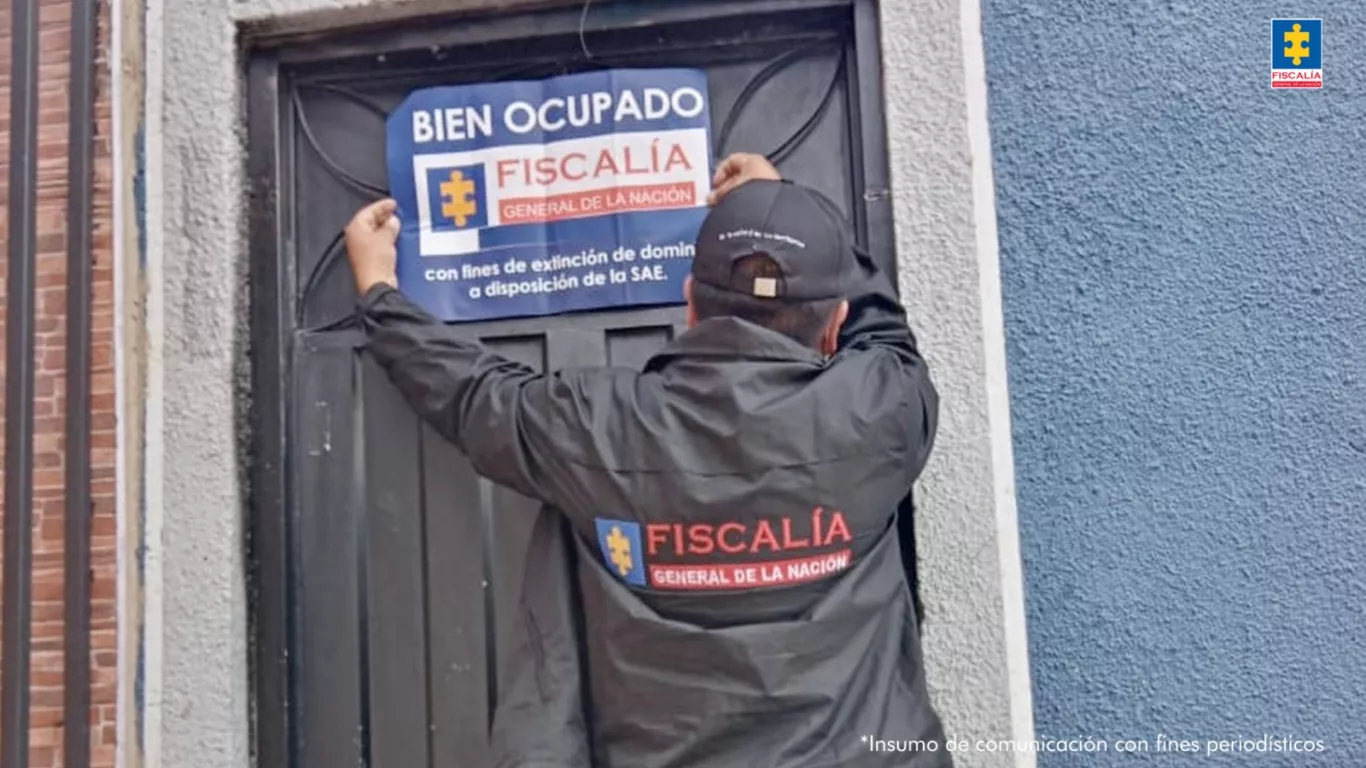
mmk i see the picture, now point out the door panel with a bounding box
[291,337,365,768]
[420,420,491,768]
[360,356,433,768]
[250,3,897,766]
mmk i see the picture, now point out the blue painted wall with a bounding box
[981,2,1366,765]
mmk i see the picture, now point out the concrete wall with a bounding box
[881,0,1033,763]
[982,1,1366,765]
[139,0,251,764]
[132,0,1030,765]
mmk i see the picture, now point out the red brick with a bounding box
[0,3,118,766]
[92,341,112,371]
[31,671,64,691]
[91,576,116,600]
[38,514,65,539]
[38,348,64,372]
[33,551,64,570]
[30,725,63,749]
[29,689,62,709]
[33,601,68,624]
[30,708,63,728]
[34,469,65,490]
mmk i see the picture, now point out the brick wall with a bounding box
[0,0,118,766]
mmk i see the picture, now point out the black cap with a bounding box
[691,179,857,301]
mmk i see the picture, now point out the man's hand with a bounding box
[708,152,781,206]
[345,198,402,295]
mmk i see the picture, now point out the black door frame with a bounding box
[245,2,898,766]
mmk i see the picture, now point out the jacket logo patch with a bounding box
[594,518,646,586]
[648,550,853,591]
[645,507,855,591]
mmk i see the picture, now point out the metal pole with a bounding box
[65,0,100,764]
[2,0,42,761]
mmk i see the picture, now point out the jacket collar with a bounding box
[644,317,826,372]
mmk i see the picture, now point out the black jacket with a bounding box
[358,243,950,767]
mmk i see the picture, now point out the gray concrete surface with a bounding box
[879,1,1033,764]
[137,0,1031,765]
[142,0,253,765]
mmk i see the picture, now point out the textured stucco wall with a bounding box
[141,0,1029,764]
[881,0,1033,763]
[142,0,251,765]
[982,1,1366,765]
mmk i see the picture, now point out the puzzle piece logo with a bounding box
[607,527,632,575]
[441,170,478,226]
[1270,19,1322,89]
[1283,23,1310,66]
[595,518,645,586]
[424,163,489,232]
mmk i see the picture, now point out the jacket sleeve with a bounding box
[355,283,608,506]
[837,244,940,482]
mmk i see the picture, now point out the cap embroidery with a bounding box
[717,228,806,249]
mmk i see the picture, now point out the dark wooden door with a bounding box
[246,3,902,767]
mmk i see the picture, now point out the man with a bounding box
[347,153,950,767]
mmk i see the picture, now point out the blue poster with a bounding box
[385,69,713,323]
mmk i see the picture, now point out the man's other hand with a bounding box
[345,198,402,295]
[708,152,781,206]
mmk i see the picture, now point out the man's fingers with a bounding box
[712,155,742,187]
[708,176,746,206]
[708,153,782,205]
[368,198,399,228]
[709,169,760,205]
[711,153,762,187]
[353,198,398,230]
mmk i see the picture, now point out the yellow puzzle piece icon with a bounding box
[439,169,478,227]
[1283,23,1311,66]
[606,525,633,576]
